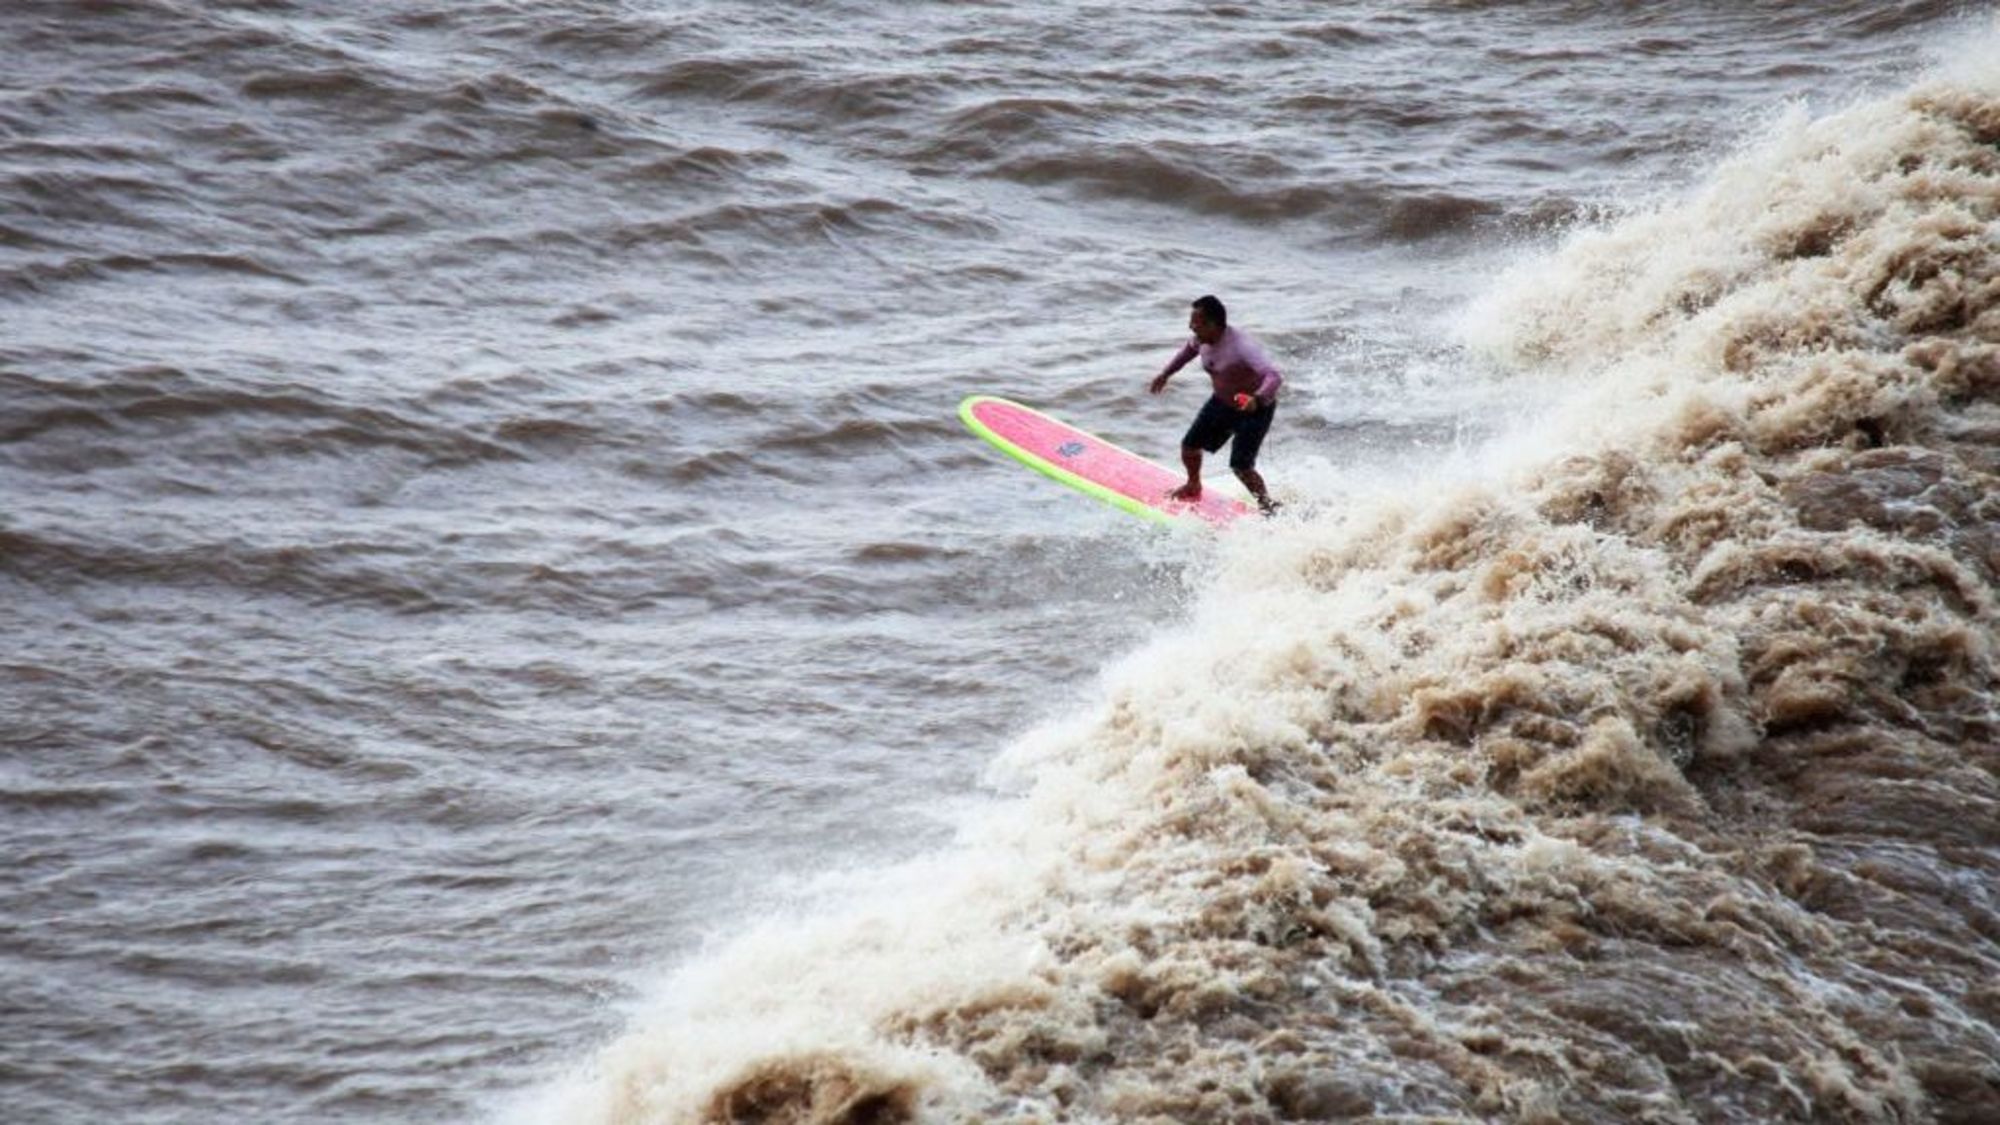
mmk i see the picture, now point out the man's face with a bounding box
[1189,309,1222,344]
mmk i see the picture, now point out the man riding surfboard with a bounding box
[1147,295,1282,515]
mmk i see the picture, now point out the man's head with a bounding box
[1189,295,1227,344]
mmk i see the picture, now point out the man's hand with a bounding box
[1148,373,1170,395]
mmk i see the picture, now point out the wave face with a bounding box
[534,52,2000,1125]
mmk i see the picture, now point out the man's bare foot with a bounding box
[1168,482,1202,501]
[1257,496,1282,517]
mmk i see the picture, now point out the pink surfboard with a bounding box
[958,395,1251,528]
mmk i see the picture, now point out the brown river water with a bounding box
[2,2,1995,1122]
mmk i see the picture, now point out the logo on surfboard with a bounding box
[1056,441,1087,458]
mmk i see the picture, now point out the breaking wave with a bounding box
[519,37,2000,1125]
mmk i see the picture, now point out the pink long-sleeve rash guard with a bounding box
[1161,326,1283,404]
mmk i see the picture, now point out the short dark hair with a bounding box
[1191,294,1227,328]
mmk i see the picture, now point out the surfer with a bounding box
[1147,295,1282,515]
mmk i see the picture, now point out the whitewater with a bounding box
[532,22,2000,1125]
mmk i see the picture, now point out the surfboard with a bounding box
[958,395,1252,528]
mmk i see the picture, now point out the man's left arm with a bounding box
[1246,338,1283,403]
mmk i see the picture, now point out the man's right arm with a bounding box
[1149,340,1198,394]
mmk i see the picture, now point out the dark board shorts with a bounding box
[1182,395,1276,471]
